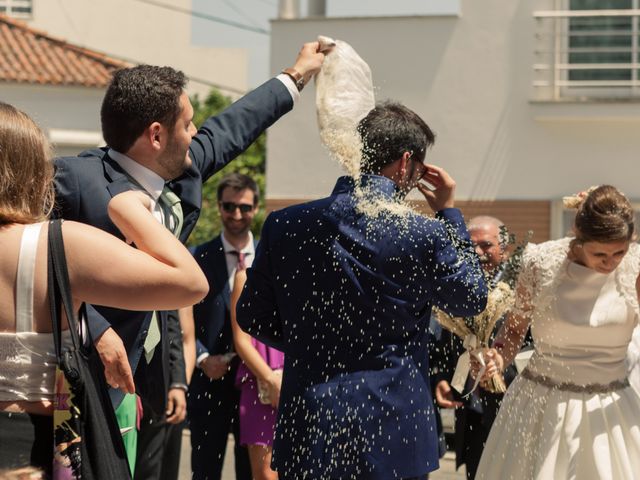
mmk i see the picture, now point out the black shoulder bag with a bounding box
[49,219,131,479]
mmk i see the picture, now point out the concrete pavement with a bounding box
[178,430,465,479]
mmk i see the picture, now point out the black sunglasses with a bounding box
[220,201,254,214]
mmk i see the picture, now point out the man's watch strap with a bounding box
[281,67,305,92]
[169,382,188,393]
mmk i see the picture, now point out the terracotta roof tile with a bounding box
[0,14,131,87]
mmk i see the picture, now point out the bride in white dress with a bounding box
[475,185,640,480]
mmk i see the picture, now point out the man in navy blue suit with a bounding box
[183,173,260,480]
[237,102,488,479]
[53,41,325,474]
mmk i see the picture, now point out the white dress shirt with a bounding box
[221,230,256,290]
[276,73,301,104]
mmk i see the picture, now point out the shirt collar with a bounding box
[331,174,400,200]
[109,149,165,201]
[221,231,255,255]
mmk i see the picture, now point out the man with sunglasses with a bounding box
[182,173,259,480]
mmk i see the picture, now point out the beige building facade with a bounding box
[25,0,248,98]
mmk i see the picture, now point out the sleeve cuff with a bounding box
[276,73,300,104]
[435,208,464,225]
[169,383,188,392]
[196,352,210,367]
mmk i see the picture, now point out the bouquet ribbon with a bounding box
[451,333,486,397]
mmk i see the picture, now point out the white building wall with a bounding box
[27,0,248,98]
[3,83,104,156]
[267,0,640,202]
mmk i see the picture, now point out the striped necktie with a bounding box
[158,186,183,237]
[143,186,183,363]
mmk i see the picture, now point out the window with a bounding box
[0,0,32,18]
[568,0,638,84]
[533,0,640,99]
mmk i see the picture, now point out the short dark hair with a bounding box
[100,65,187,153]
[217,173,260,205]
[357,102,436,174]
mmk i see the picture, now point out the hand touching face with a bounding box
[416,164,456,212]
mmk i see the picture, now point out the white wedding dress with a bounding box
[477,238,640,480]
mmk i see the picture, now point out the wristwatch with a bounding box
[281,67,305,92]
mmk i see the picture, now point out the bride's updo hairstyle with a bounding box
[0,102,54,225]
[573,185,634,245]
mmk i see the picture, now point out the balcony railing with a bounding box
[533,9,640,101]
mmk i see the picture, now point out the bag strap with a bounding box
[47,219,81,360]
[16,223,44,332]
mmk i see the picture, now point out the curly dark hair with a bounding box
[100,65,187,153]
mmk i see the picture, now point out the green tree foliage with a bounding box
[187,88,267,247]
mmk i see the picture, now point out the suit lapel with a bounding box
[102,154,202,242]
[103,153,137,198]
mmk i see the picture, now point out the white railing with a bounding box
[533,8,640,101]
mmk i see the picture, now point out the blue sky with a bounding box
[192,0,459,88]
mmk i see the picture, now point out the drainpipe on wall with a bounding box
[307,0,326,17]
[278,0,300,19]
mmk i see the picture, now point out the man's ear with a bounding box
[398,151,412,177]
[147,122,164,152]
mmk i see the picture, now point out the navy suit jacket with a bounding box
[190,235,257,361]
[191,237,234,362]
[237,175,488,479]
[53,78,293,409]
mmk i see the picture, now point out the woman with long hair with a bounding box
[0,102,208,474]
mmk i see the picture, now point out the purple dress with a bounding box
[235,339,285,446]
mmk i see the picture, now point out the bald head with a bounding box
[468,215,504,234]
[468,216,506,273]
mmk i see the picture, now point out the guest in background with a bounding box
[184,174,261,480]
[430,216,519,480]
